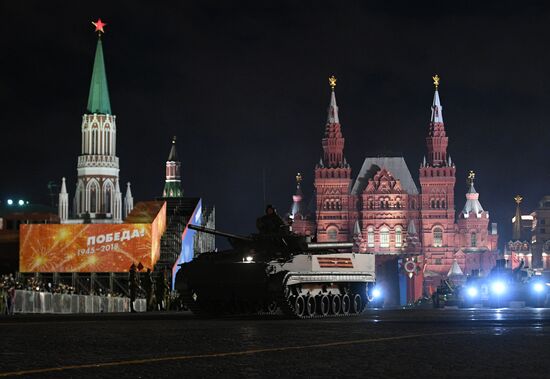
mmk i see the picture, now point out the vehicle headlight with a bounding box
[491,281,506,295]
[372,288,382,299]
[533,282,545,293]
[245,256,253,263]
[466,287,478,297]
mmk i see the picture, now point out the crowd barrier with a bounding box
[11,290,147,314]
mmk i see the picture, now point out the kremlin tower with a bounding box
[418,75,457,277]
[58,19,133,224]
[314,76,353,242]
[163,137,184,198]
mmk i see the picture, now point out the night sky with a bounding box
[2,1,550,244]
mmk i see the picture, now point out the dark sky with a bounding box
[2,1,550,244]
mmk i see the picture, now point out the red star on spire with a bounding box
[92,18,107,34]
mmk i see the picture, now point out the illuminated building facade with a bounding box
[291,76,499,300]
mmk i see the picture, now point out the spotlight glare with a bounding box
[491,281,506,295]
[466,287,478,297]
[533,282,544,293]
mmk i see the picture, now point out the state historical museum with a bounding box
[290,76,499,304]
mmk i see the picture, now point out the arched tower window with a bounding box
[367,226,374,247]
[471,232,477,247]
[104,183,112,214]
[395,226,402,248]
[90,182,98,213]
[327,227,338,241]
[433,227,443,247]
[77,183,84,214]
[380,227,389,248]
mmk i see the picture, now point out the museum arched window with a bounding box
[380,227,390,248]
[471,232,477,247]
[433,227,443,247]
[327,227,338,241]
[395,226,402,248]
[367,226,374,248]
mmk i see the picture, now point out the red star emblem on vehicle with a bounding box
[92,18,107,34]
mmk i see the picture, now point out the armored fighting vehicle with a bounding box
[175,225,376,318]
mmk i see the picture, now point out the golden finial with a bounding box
[467,170,475,184]
[296,172,302,184]
[329,75,337,90]
[432,74,440,89]
[514,195,523,205]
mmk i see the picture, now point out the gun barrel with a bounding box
[187,224,253,241]
[306,242,354,250]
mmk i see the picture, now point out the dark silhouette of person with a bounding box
[142,268,156,311]
[155,271,170,311]
[129,264,138,312]
[256,204,286,234]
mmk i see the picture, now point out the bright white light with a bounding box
[467,287,478,297]
[7,199,13,205]
[18,199,24,206]
[533,282,544,293]
[246,256,253,262]
[372,288,382,299]
[491,281,506,295]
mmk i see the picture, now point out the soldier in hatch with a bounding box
[256,204,286,234]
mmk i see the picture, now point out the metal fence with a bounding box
[12,290,146,314]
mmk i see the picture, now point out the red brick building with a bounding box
[290,76,499,302]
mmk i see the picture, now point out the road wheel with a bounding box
[319,295,330,316]
[331,295,341,315]
[306,296,316,316]
[341,294,351,315]
[352,294,363,314]
[294,295,307,318]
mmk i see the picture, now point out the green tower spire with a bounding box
[86,38,111,114]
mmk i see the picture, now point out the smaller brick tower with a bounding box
[314,76,353,242]
[163,136,183,198]
[457,171,498,275]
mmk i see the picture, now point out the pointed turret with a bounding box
[289,173,304,220]
[461,171,485,218]
[447,259,464,277]
[513,195,523,240]
[430,86,444,124]
[163,136,183,198]
[425,74,448,167]
[124,182,134,219]
[87,37,111,114]
[327,86,339,124]
[114,180,122,222]
[58,177,69,222]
